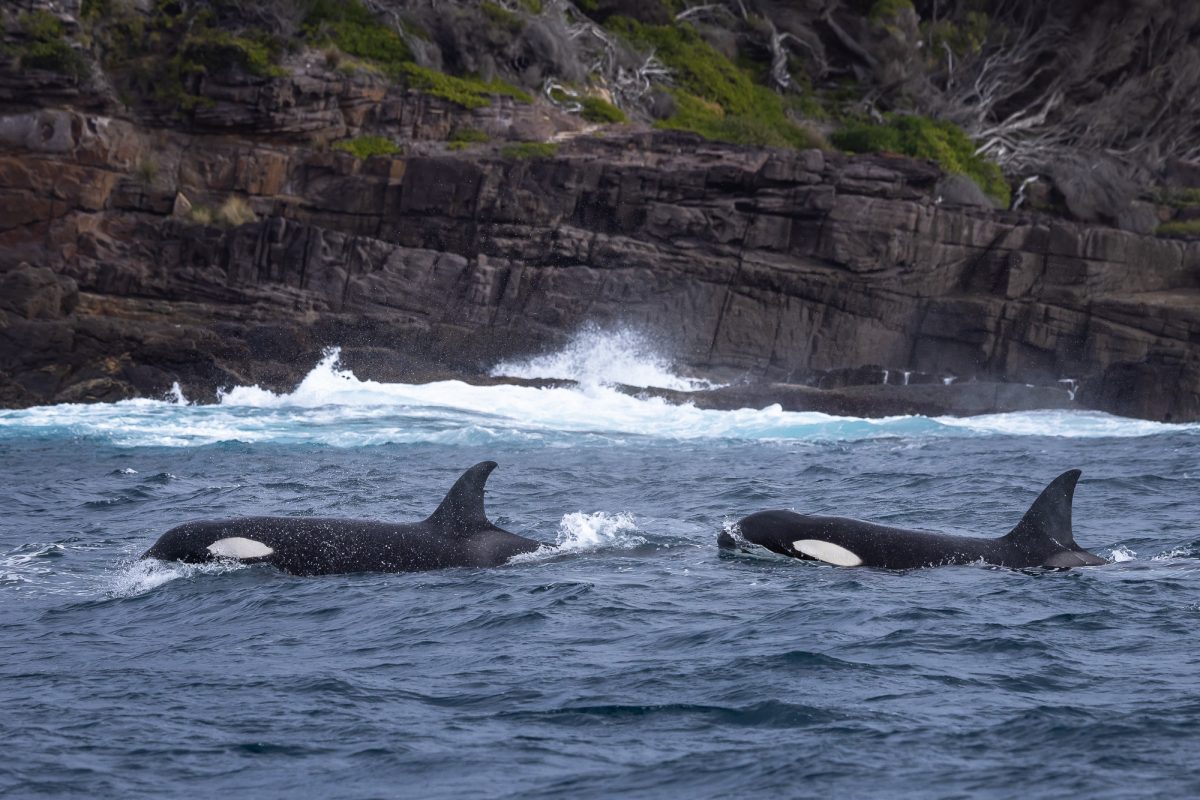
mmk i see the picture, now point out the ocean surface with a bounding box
[3,331,1199,799]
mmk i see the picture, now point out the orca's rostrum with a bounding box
[143,461,542,575]
[720,469,1107,569]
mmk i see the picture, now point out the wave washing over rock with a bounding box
[0,335,1191,448]
[491,325,717,392]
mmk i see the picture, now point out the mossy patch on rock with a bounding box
[579,95,626,124]
[500,142,559,159]
[400,63,531,109]
[1155,219,1200,237]
[333,136,402,159]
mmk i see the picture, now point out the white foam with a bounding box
[166,382,189,406]
[1152,546,1195,561]
[492,325,715,391]
[934,410,1181,438]
[107,558,245,597]
[1108,545,1137,562]
[1,343,1196,447]
[553,511,645,551]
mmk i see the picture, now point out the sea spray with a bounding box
[0,343,1194,447]
[491,325,716,391]
[554,511,645,551]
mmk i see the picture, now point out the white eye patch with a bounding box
[207,537,274,559]
[792,539,862,567]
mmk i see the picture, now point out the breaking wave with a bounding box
[0,332,1194,448]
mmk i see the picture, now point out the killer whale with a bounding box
[719,469,1107,569]
[142,461,542,575]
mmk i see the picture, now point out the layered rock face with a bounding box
[2,77,1199,419]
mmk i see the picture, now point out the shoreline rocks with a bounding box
[2,104,1198,420]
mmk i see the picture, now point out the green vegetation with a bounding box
[832,115,1010,206]
[1155,219,1200,237]
[1155,188,1200,209]
[217,195,257,226]
[517,0,545,12]
[16,10,89,80]
[134,156,158,185]
[580,95,627,124]
[923,11,989,63]
[303,0,412,77]
[400,63,531,108]
[869,0,914,23]
[190,205,215,226]
[82,1,289,111]
[608,18,820,149]
[302,0,529,108]
[500,142,559,159]
[482,2,524,32]
[447,128,490,150]
[180,28,286,78]
[332,135,402,159]
[188,196,257,227]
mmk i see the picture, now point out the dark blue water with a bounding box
[4,430,1200,798]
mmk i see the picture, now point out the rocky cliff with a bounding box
[2,1,1199,421]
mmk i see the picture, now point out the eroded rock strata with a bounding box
[2,92,1199,420]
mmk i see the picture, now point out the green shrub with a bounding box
[482,1,524,32]
[579,95,627,124]
[17,10,90,79]
[19,10,64,41]
[449,128,490,143]
[832,115,1010,206]
[303,0,413,76]
[659,88,823,149]
[134,156,158,184]
[609,18,819,149]
[216,196,257,226]
[180,29,286,78]
[1155,188,1200,209]
[303,0,531,108]
[1155,219,1200,237]
[609,18,752,115]
[500,142,559,159]
[869,0,914,23]
[923,11,989,63]
[448,128,489,150]
[190,205,214,225]
[332,135,402,159]
[400,63,532,108]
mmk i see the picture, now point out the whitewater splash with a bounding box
[0,333,1195,447]
[492,326,715,391]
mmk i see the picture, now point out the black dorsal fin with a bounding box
[1003,469,1081,550]
[426,461,497,534]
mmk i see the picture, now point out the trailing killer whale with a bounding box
[718,470,1107,569]
[143,461,542,575]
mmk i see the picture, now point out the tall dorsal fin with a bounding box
[1003,469,1080,550]
[426,461,497,534]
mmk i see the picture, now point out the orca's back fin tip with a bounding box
[427,461,498,533]
[1006,469,1082,548]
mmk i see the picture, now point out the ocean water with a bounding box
[3,332,1199,799]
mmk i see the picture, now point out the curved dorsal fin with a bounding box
[1003,469,1080,549]
[426,461,497,534]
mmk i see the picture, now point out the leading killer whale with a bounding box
[719,469,1106,569]
[143,461,542,575]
